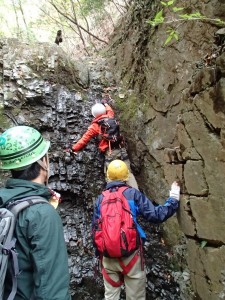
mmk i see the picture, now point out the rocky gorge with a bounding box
[0,0,225,299]
[0,39,180,299]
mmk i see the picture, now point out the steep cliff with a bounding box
[106,0,225,299]
[1,0,225,298]
[0,39,180,299]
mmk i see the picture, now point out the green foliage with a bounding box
[164,27,178,45]
[147,0,225,46]
[161,0,175,7]
[115,93,138,125]
[179,12,205,20]
[79,0,106,16]
[146,10,164,26]
[212,18,225,26]
[172,7,184,12]
[200,240,207,249]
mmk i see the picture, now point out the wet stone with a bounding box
[1,40,181,300]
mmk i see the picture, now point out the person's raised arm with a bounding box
[104,103,114,118]
[135,181,180,223]
[72,123,99,152]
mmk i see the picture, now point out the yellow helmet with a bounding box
[107,160,129,181]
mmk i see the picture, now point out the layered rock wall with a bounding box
[108,0,225,298]
[0,39,180,299]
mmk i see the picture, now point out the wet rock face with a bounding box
[0,40,180,299]
[108,0,225,299]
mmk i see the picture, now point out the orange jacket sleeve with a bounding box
[72,123,99,152]
[72,104,115,152]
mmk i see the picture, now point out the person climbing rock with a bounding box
[71,95,139,188]
[0,126,71,300]
[93,159,180,300]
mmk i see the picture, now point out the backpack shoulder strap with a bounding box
[92,115,107,124]
[117,185,129,193]
[103,184,129,192]
[102,185,126,197]
[3,196,49,300]
[7,196,49,217]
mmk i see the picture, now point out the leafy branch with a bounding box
[147,0,225,46]
[49,1,108,45]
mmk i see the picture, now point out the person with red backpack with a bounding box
[93,159,180,300]
[71,97,138,189]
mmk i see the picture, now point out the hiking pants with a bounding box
[102,251,146,300]
[104,148,139,190]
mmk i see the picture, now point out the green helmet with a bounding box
[0,126,50,170]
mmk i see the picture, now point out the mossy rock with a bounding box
[0,108,11,130]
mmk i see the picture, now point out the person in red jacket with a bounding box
[72,102,114,153]
[72,101,139,189]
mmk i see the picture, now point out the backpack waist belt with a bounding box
[101,250,140,287]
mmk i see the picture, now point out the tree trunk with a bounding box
[18,0,30,41]
[110,0,125,14]
[49,1,108,45]
[69,0,89,55]
[77,0,98,52]
[11,0,21,38]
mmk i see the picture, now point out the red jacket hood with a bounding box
[91,114,109,124]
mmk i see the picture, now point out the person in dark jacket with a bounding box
[55,30,63,45]
[0,126,71,300]
[71,98,138,189]
[93,159,180,300]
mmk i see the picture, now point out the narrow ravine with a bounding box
[0,39,181,299]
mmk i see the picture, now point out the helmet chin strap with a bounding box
[37,153,49,185]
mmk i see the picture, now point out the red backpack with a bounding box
[93,186,143,287]
[94,186,140,258]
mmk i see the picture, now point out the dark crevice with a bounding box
[185,235,225,248]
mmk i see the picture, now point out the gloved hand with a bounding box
[63,148,72,153]
[63,148,77,155]
[101,94,112,106]
[49,190,61,209]
[101,98,108,105]
[169,181,180,201]
[71,144,78,153]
